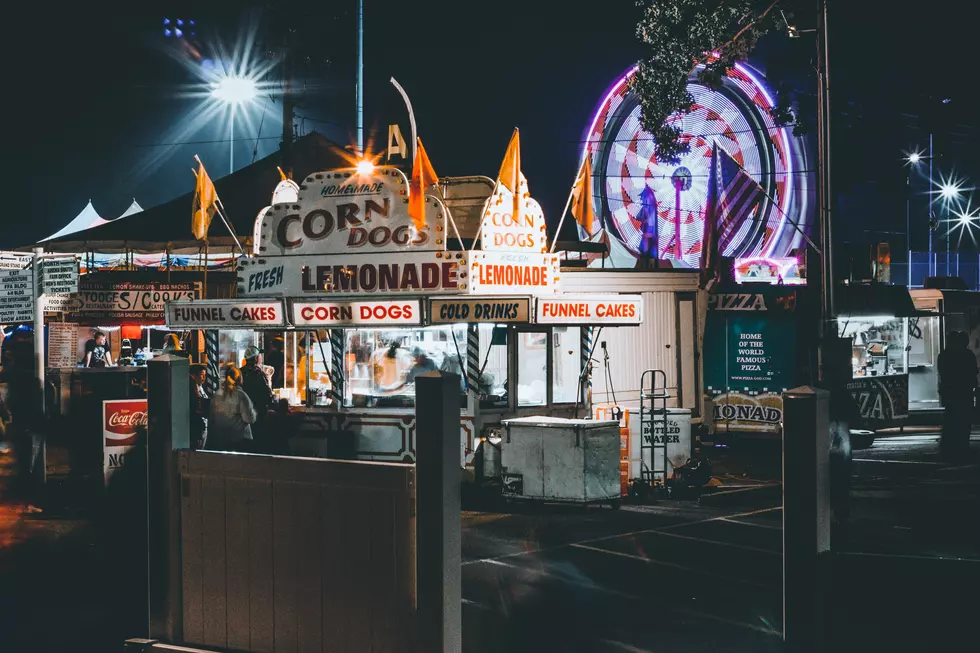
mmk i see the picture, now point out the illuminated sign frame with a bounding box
[291,299,423,327]
[535,294,643,325]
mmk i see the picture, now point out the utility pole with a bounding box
[281,34,294,179]
[356,0,364,153]
[816,0,834,334]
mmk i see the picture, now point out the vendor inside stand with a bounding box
[840,315,908,378]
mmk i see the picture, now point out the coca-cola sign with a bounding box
[103,399,148,448]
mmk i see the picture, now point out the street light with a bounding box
[937,176,965,276]
[210,73,259,175]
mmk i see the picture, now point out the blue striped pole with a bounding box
[581,327,592,409]
[329,328,345,405]
[466,323,480,395]
[205,330,219,395]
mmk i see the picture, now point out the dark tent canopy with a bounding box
[36,132,351,254]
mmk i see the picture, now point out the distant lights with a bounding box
[940,181,962,201]
[211,75,258,105]
[163,18,196,38]
[907,152,921,165]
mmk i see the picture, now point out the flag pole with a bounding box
[194,154,246,256]
[756,185,822,254]
[549,171,581,253]
[470,178,500,251]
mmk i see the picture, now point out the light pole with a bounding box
[211,74,258,175]
[905,150,927,286]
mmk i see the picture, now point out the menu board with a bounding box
[703,290,799,435]
[48,322,79,368]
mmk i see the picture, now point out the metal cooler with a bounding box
[500,416,621,504]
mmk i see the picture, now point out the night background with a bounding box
[4,0,980,263]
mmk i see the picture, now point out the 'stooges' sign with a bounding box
[536,295,643,325]
[257,167,447,255]
[429,298,530,323]
[292,299,423,326]
[166,300,286,328]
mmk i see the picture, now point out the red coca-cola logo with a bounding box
[104,400,148,446]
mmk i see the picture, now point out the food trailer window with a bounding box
[551,326,582,403]
[344,325,469,407]
[477,324,508,408]
[517,330,548,407]
[839,316,908,378]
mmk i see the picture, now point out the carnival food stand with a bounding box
[836,284,922,430]
[165,165,644,466]
[907,286,980,413]
[702,277,809,437]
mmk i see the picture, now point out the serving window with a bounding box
[839,316,909,378]
[344,325,469,408]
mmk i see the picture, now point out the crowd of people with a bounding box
[190,345,280,454]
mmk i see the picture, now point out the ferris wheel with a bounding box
[582,62,811,268]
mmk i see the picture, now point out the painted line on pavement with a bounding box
[645,530,781,556]
[464,553,781,637]
[853,458,944,465]
[571,543,774,589]
[600,639,657,653]
[840,550,980,563]
[462,506,783,567]
[718,517,783,531]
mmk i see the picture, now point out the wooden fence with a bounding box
[177,450,416,653]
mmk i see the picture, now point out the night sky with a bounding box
[4,1,980,257]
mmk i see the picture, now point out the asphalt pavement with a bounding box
[1,430,976,652]
[460,431,980,652]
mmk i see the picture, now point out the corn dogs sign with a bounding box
[257,167,446,256]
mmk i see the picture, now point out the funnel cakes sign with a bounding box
[256,167,448,256]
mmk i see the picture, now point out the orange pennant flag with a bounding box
[408,138,439,231]
[570,156,595,234]
[496,128,522,225]
[192,160,218,240]
[278,166,288,182]
[497,128,521,194]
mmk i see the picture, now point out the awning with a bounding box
[836,284,920,318]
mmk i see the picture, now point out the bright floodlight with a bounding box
[940,181,962,201]
[211,75,257,105]
[907,152,921,165]
[959,213,972,226]
[356,160,375,176]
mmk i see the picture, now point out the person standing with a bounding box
[241,346,274,449]
[938,330,977,461]
[207,366,257,452]
[189,364,209,450]
[84,331,114,368]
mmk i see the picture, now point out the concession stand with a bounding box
[165,165,644,465]
[836,283,922,430]
[907,286,980,413]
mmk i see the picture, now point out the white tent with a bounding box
[41,200,108,242]
[117,199,142,219]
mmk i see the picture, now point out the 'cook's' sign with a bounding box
[166,300,285,328]
[256,167,448,256]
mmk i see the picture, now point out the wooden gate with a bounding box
[177,451,416,653]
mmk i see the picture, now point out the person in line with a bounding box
[937,330,977,461]
[84,331,113,368]
[406,346,438,384]
[189,364,209,450]
[161,333,184,356]
[241,346,274,448]
[207,366,257,452]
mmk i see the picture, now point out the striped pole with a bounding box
[329,328,345,405]
[466,323,480,395]
[205,330,219,395]
[581,327,593,409]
